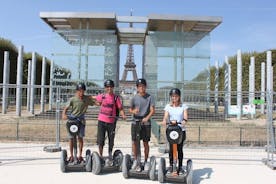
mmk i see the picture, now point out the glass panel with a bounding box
[145,31,210,90]
[51,29,118,87]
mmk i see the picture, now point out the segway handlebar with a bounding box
[107,115,126,120]
[67,114,85,123]
[167,120,182,126]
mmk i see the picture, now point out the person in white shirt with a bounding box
[162,88,188,175]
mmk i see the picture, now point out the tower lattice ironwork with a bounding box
[121,44,138,82]
[120,10,138,84]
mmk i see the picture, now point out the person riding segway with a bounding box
[122,78,156,180]
[91,79,126,175]
[158,88,193,183]
[60,115,92,172]
[61,83,96,172]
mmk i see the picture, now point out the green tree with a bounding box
[192,49,276,92]
[0,38,18,84]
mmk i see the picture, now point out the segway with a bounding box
[90,115,124,175]
[91,149,124,175]
[158,123,193,183]
[122,119,156,180]
[60,117,92,172]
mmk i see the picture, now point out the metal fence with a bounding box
[0,84,275,167]
[0,85,274,143]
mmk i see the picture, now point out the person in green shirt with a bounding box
[62,83,96,162]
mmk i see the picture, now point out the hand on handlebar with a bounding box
[142,117,149,123]
[62,114,68,120]
[133,107,139,115]
[171,120,177,125]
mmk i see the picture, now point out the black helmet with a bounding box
[169,88,181,96]
[104,79,115,87]
[136,78,147,87]
[76,83,86,91]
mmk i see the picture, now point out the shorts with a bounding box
[131,122,151,142]
[97,120,116,147]
[67,122,85,139]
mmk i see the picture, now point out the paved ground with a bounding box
[1,121,276,184]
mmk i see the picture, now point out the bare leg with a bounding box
[69,138,73,157]
[78,137,83,157]
[132,141,137,160]
[99,145,104,157]
[143,141,149,162]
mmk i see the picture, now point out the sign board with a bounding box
[228,104,256,115]
[253,99,265,105]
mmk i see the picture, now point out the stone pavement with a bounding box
[113,120,159,148]
[1,142,276,184]
[0,119,276,184]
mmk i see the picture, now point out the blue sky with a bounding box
[1,0,276,68]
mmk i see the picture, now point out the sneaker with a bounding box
[105,158,113,166]
[131,160,138,170]
[144,161,150,171]
[78,156,84,163]
[135,165,142,172]
[178,166,185,175]
[167,165,173,174]
[68,156,74,163]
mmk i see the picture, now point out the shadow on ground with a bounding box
[192,167,213,184]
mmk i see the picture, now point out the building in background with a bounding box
[40,12,222,92]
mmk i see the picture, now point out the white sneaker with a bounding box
[135,165,142,172]
[131,160,138,170]
[105,158,113,166]
[178,166,185,175]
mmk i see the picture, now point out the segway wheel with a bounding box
[91,151,101,175]
[186,159,193,184]
[122,154,131,178]
[85,149,92,172]
[158,157,166,183]
[113,149,123,171]
[60,149,67,173]
[149,156,156,180]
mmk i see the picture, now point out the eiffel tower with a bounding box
[120,11,138,89]
[121,44,138,82]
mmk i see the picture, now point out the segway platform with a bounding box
[60,118,92,172]
[158,123,193,183]
[122,154,156,180]
[60,149,92,172]
[158,157,193,183]
[91,149,123,175]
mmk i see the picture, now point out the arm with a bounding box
[115,96,126,120]
[119,108,126,120]
[142,105,155,123]
[91,95,100,106]
[162,110,169,135]
[62,106,69,120]
[162,110,169,126]
[129,98,139,115]
[129,107,139,115]
[142,95,155,123]
[181,108,188,127]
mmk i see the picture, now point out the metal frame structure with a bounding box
[40,12,222,90]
